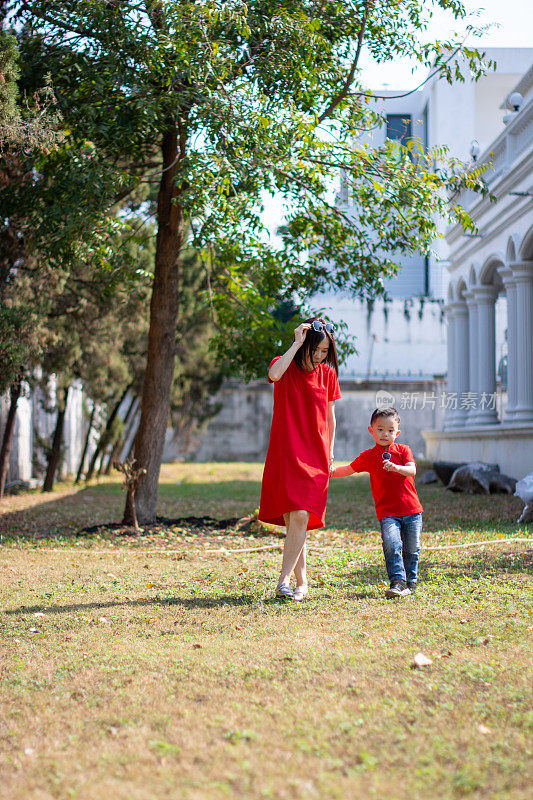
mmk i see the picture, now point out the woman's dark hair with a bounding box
[293,318,339,375]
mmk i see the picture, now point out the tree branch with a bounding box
[222,41,267,85]
[348,37,468,101]
[317,0,373,124]
[144,0,166,32]
[20,3,91,37]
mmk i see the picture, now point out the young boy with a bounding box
[331,407,423,598]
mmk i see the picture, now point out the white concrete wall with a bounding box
[424,425,533,481]
[427,49,533,158]
[316,294,447,379]
[165,378,444,464]
[475,74,523,146]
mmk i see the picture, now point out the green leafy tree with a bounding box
[0,28,150,494]
[167,242,226,457]
[0,8,62,408]
[15,1,491,522]
[0,11,60,155]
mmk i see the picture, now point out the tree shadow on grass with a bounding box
[1,474,527,544]
[0,479,277,540]
[3,594,257,616]
[0,484,124,540]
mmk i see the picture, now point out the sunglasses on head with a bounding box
[311,320,335,334]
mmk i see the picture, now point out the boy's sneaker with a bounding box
[407,582,417,594]
[385,580,410,598]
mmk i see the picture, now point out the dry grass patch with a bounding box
[0,463,532,799]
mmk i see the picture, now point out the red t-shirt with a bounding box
[350,443,423,521]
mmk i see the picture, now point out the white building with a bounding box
[323,47,533,383]
[423,59,533,479]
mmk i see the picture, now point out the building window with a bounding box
[386,114,412,146]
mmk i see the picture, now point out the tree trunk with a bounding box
[124,122,185,525]
[124,486,139,531]
[119,399,140,462]
[0,380,22,500]
[124,413,140,462]
[97,442,110,477]
[74,403,96,484]
[104,394,137,475]
[85,386,130,482]
[42,385,69,493]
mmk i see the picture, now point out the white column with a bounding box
[497,266,518,422]
[452,300,469,427]
[465,291,479,423]
[471,285,499,425]
[443,303,457,429]
[510,261,533,424]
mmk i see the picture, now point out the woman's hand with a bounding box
[268,327,310,382]
[294,323,311,347]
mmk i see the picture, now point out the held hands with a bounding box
[294,323,311,347]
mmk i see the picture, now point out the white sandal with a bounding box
[293,585,308,602]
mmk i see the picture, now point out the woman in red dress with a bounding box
[258,319,341,601]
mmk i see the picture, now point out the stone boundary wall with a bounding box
[3,376,450,482]
[164,378,446,463]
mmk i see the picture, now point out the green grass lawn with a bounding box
[0,463,531,799]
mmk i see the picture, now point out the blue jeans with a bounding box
[379,513,422,584]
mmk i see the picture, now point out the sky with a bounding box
[361,0,533,90]
[262,0,532,239]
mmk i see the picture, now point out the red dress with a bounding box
[258,357,342,530]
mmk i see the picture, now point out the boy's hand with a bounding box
[383,460,400,473]
[383,461,416,477]
[332,463,356,478]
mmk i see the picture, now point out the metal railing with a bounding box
[459,95,533,209]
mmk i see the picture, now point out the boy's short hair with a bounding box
[370,406,401,426]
